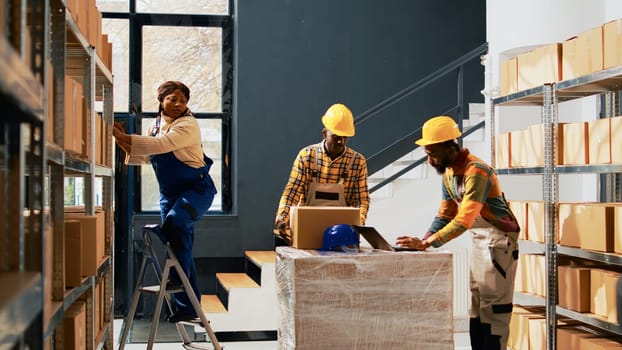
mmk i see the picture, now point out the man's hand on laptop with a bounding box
[396,236,430,251]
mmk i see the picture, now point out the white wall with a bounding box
[486,0,622,205]
[367,1,622,245]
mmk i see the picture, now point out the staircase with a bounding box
[193,250,278,339]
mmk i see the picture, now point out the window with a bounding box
[98,0,233,213]
[100,19,129,112]
[141,26,222,113]
[136,0,229,15]
[140,118,223,211]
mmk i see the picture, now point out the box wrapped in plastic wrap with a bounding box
[276,247,454,350]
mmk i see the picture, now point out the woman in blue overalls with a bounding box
[113,81,217,323]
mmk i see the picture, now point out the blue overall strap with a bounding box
[151,115,161,136]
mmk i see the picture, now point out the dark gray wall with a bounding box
[138,0,486,258]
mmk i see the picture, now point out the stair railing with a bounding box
[354,43,488,182]
[369,120,485,193]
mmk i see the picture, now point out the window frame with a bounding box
[102,1,234,215]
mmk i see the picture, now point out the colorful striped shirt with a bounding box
[426,149,520,247]
[276,142,370,225]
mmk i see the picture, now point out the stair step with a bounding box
[245,250,276,266]
[201,294,227,314]
[216,273,259,291]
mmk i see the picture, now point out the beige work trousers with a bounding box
[469,216,519,350]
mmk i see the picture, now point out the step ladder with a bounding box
[118,225,222,350]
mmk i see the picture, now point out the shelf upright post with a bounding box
[543,83,558,350]
[84,50,95,217]
[102,82,115,349]
[488,97,496,169]
[601,91,618,202]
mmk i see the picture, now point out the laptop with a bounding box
[352,225,419,252]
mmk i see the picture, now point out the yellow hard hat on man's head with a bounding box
[415,115,462,146]
[322,103,355,137]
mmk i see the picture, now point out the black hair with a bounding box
[157,81,190,113]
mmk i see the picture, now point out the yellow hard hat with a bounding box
[415,116,462,146]
[321,103,355,137]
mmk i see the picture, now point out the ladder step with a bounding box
[216,273,259,291]
[139,285,184,294]
[201,294,227,314]
[245,250,276,266]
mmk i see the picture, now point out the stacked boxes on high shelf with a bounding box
[57,0,113,165]
[498,17,622,349]
[43,0,114,346]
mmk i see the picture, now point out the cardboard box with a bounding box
[276,247,453,349]
[558,265,591,312]
[517,254,529,293]
[562,122,589,165]
[44,224,53,330]
[514,254,524,292]
[579,337,622,349]
[508,306,533,349]
[614,206,622,254]
[517,43,562,91]
[65,211,106,276]
[65,220,83,287]
[508,200,527,240]
[605,19,622,69]
[591,269,619,319]
[64,302,86,350]
[64,76,75,152]
[558,203,614,252]
[611,116,622,163]
[76,0,88,38]
[557,327,601,350]
[500,57,518,96]
[563,26,604,80]
[515,311,545,350]
[65,0,78,24]
[528,317,547,350]
[510,129,526,167]
[524,124,544,167]
[524,123,565,166]
[605,272,621,323]
[527,201,545,243]
[589,118,611,164]
[495,132,511,168]
[289,206,360,249]
[528,254,546,297]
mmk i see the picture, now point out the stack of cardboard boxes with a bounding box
[276,247,454,350]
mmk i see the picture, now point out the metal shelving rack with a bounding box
[0,0,114,348]
[0,0,47,348]
[491,65,622,350]
[50,1,115,349]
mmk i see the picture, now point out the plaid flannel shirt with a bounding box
[276,142,369,226]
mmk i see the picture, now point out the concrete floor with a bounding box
[113,318,278,350]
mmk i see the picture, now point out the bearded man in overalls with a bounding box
[274,103,370,245]
[395,116,520,350]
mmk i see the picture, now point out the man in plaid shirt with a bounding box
[274,103,370,245]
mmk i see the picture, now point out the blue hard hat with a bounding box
[320,224,360,251]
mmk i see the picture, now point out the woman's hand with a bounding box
[396,236,430,251]
[113,122,132,154]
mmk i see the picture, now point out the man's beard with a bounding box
[432,161,449,175]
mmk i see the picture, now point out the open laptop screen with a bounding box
[352,225,418,251]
